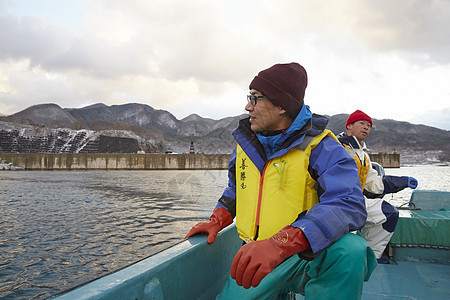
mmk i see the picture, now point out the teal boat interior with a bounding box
[355,190,450,300]
[51,190,450,300]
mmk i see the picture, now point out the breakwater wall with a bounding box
[369,152,400,168]
[0,152,399,170]
[0,153,231,170]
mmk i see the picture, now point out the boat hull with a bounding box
[51,225,241,299]
[52,190,450,299]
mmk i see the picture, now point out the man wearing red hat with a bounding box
[186,63,377,299]
[339,110,418,263]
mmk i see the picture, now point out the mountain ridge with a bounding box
[1,102,449,164]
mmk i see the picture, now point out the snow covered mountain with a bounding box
[0,102,449,164]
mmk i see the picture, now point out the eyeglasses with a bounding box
[247,95,265,106]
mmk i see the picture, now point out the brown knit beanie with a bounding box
[249,62,307,118]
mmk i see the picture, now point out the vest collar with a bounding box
[338,134,364,149]
[256,105,312,159]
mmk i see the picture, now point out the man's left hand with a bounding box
[230,226,309,289]
[408,177,418,189]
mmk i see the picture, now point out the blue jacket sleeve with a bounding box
[382,175,409,194]
[291,136,367,253]
[215,148,237,218]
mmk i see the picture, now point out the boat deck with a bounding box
[361,261,449,300]
[295,260,450,299]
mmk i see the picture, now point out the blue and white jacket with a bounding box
[215,105,367,254]
[338,134,412,198]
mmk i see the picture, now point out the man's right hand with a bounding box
[184,207,233,244]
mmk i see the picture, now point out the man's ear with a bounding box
[279,107,287,115]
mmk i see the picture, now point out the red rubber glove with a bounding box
[184,207,233,244]
[230,225,309,289]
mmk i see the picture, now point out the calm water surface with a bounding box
[0,166,449,299]
[0,170,227,299]
[383,165,450,206]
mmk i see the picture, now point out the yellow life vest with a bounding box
[343,144,370,190]
[235,129,337,242]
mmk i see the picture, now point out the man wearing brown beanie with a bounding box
[186,63,377,299]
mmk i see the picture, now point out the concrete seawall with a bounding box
[369,152,400,168]
[0,153,231,170]
[0,152,399,170]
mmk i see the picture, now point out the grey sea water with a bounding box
[383,166,450,206]
[0,166,449,299]
[0,170,227,299]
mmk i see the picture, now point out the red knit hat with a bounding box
[346,110,373,127]
[249,62,307,118]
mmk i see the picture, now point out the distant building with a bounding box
[190,141,195,154]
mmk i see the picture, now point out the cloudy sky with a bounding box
[1,0,449,130]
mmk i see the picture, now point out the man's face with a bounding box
[245,90,286,132]
[347,120,372,143]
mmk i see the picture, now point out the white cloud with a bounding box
[0,0,449,130]
[414,108,450,130]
